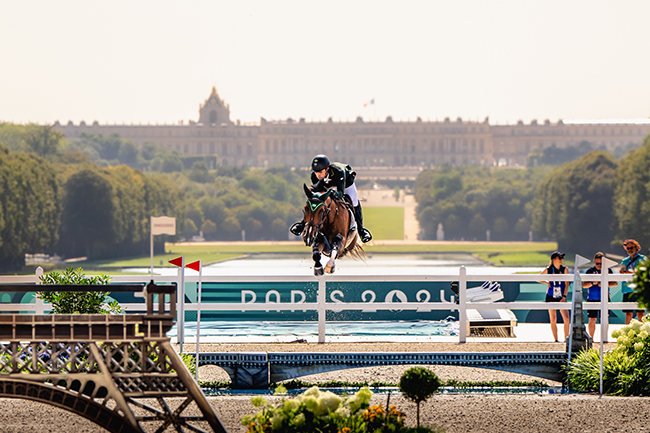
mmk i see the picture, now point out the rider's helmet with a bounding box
[311,154,330,172]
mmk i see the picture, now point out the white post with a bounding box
[195,260,202,382]
[600,267,607,396]
[35,267,45,315]
[459,266,467,343]
[318,278,326,344]
[150,216,154,277]
[599,256,617,396]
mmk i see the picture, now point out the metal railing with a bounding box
[0,266,637,343]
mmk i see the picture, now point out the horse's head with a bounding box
[302,183,333,246]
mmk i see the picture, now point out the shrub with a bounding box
[241,386,444,433]
[399,367,442,427]
[567,315,650,395]
[37,267,123,314]
[630,256,650,311]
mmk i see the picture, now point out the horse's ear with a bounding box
[303,183,313,198]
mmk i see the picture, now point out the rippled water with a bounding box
[168,319,459,338]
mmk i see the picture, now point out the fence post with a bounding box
[459,266,467,343]
[35,266,45,315]
[318,278,326,344]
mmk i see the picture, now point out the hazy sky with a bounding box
[2,1,649,126]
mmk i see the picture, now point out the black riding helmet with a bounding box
[311,154,330,172]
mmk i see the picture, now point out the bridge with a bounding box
[199,351,568,388]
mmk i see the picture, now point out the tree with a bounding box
[221,216,241,239]
[118,141,139,165]
[21,124,65,158]
[183,218,198,239]
[492,216,509,240]
[514,217,531,238]
[613,134,650,250]
[59,169,116,258]
[188,161,213,183]
[468,213,488,238]
[201,219,217,240]
[0,147,61,271]
[399,367,442,427]
[161,153,183,172]
[141,141,158,160]
[532,151,618,253]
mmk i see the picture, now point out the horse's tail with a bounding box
[344,235,366,261]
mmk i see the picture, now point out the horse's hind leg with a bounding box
[313,245,324,276]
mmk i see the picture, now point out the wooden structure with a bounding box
[0,282,227,433]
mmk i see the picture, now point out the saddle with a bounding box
[341,195,357,234]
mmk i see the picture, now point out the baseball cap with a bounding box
[550,251,565,260]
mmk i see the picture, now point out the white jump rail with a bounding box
[0,266,637,343]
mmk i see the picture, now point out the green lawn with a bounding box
[363,207,404,240]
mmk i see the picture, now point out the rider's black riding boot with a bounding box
[290,221,305,236]
[354,204,372,243]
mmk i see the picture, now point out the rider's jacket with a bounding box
[310,162,355,200]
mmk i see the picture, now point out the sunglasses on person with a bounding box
[626,246,636,252]
[594,261,602,265]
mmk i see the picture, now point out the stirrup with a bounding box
[361,228,372,243]
[290,222,305,236]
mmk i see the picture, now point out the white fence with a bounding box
[0,267,637,343]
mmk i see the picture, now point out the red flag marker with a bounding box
[169,257,184,268]
[186,260,201,272]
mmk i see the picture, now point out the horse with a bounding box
[300,184,365,275]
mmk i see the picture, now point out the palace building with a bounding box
[54,87,650,168]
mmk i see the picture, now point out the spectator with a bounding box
[539,251,570,342]
[582,252,617,340]
[620,239,647,324]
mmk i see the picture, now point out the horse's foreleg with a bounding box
[324,249,338,274]
[313,244,324,276]
[325,234,343,274]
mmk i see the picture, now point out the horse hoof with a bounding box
[324,264,335,274]
[314,266,324,276]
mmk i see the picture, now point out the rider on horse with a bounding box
[290,154,373,243]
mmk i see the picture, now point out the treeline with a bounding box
[0,124,212,173]
[167,165,306,242]
[415,166,550,241]
[0,123,308,269]
[527,140,639,166]
[416,134,650,254]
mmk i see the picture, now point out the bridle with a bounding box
[305,197,332,234]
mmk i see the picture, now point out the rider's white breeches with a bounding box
[345,184,359,206]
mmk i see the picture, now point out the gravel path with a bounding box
[0,341,643,433]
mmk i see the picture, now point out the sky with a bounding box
[2,1,650,126]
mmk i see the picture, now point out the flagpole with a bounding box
[180,256,185,353]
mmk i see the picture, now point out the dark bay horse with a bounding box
[300,184,365,275]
